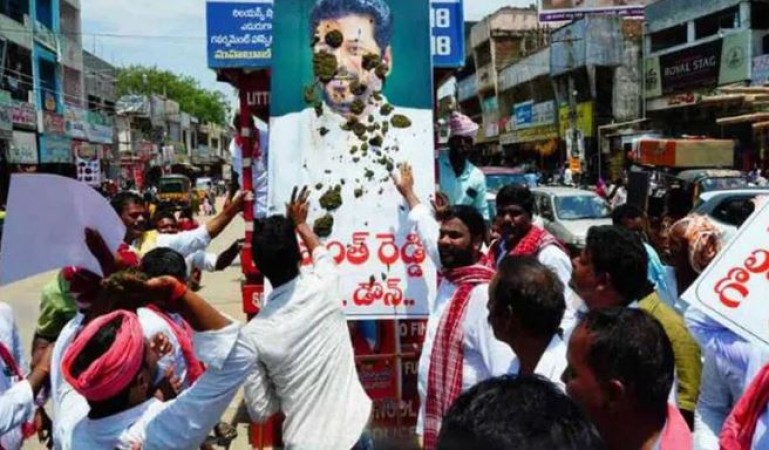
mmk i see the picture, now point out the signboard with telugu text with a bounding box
[682,201,769,346]
[539,0,648,22]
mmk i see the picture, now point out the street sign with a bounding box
[682,200,769,346]
[206,0,465,70]
[206,0,273,69]
[430,0,465,68]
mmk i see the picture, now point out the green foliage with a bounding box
[116,65,230,125]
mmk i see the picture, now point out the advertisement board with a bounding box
[7,131,38,164]
[270,0,436,319]
[539,0,647,22]
[558,101,594,138]
[645,31,751,98]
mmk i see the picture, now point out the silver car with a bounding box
[692,188,769,243]
[531,187,612,253]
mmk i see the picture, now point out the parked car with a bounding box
[531,187,612,254]
[692,188,769,243]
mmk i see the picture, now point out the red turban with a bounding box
[61,310,146,402]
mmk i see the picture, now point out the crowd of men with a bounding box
[0,110,768,449]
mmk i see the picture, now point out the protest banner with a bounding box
[682,200,769,345]
[269,0,436,319]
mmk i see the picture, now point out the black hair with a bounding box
[438,375,606,450]
[611,204,645,227]
[252,216,301,283]
[232,111,256,131]
[581,308,674,417]
[70,316,135,411]
[141,247,188,282]
[110,191,143,216]
[494,256,565,338]
[151,209,177,228]
[585,226,652,304]
[310,0,394,51]
[496,184,535,217]
[443,205,486,242]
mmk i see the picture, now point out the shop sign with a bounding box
[43,111,66,135]
[10,101,37,129]
[752,54,769,86]
[0,106,12,140]
[532,101,556,126]
[558,102,594,138]
[645,30,750,98]
[206,0,273,69]
[500,123,559,145]
[514,101,533,129]
[64,106,89,140]
[646,91,702,112]
[87,122,114,144]
[72,140,98,159]
[39,135,73,164]
[7,131,38,164]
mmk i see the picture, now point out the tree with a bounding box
[116,65,230,125]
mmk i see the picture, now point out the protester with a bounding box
[570,225,701,427]
[437,375,605,450]
[242,187,372,450]
[393,163,515,449]
[612,204,677,308]
[57,274,256,449]
[110,189,247,257]
[607,177,627,209]
[487,256,568,387]
[438,112,489,221]
[564,308,692,450]
[672,215,769,449]
[0,303,52,450]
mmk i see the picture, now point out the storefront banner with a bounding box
[500,124,559,145]
[558,102,594,138]
[64,106,89,140]
[43,111,66,136]
[87,122,114,144]
[0,105,12,140]
[752,54,769,86]
[39,135,73,164]
[206,0,273,69]
[10,101,37,129]
[514,101,533,129]
[7,131,38,164]
[539,0,647,22]
[645,31,750,98]
[430,0,465,68]
[270,0,436,319]
[532,101,556,126]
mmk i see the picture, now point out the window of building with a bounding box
[4,43,33,102]
[38,58,58,110]
[695,6,740,40]
[753,2,769,30]
[0,0,29,24]
[36,0,53,28]
[650,24,687,53]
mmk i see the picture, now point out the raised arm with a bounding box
[205,190,250,240]
[286,186,321,255]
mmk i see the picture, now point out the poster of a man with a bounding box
[269,0,435,319]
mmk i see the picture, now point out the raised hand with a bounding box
[286,186,310,226]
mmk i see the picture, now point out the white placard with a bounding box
[682,201,769,345]
[0,174,126,285]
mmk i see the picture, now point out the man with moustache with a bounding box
[393,163,515,450]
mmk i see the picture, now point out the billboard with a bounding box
[206,0,464,70]
[269,0,436,319]
[539,0,647,22]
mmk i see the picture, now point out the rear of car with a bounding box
[532,188,612,255]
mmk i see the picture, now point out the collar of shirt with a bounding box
[265,276,300,307]
[438,152,474,181]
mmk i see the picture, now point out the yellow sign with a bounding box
[500,124,559,145]
[570,157,582,173]
[559,102,594,138]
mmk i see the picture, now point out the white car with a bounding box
[692,188,769,243]
[531,187,613,253]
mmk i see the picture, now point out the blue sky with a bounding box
[81,0,531,98]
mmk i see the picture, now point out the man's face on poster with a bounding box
[313,14,392,116]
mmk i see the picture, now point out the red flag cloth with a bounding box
[61,310,145,402]
[422,264,496,450]
[720,363,769,450]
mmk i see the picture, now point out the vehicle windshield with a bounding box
[555,195,610,220]
[699,177,748,192]
[159,181,186,194]
[485,173,528,193]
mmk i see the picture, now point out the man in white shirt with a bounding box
[269,0,433,239]
[0,303,52,450]
[58,275,256,450]
[486,256,568,389]
[393,164,515,449]
[242,187,372,450]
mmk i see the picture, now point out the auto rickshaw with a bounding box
[157,174,193,211]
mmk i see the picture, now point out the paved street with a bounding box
[0,201,255,449]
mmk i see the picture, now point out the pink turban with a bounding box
[450,112,479,138]
[62,310,146,402]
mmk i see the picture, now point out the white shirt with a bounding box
[242,247,371,450]
[408,204,516,435]
[185,251,218,275]
[52,310,194,449]
[0,303,31,450]
[231,121,269,218]
[507,335,568,391]
[62,321,255,450]
[135,226,212,258]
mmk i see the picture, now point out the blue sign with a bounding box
[206,1,273,69]
[206,0,464,70]
[514,102,533,129]
[431,0,465,69]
